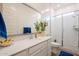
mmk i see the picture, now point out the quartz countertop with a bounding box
[0,36,51,56]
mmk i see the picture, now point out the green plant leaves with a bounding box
[34,20,48,33]
[34,21,40,32]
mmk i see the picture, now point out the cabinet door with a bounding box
[63,12,78,51]
[13,49,28,56]
[41,41,48,56]
[47,39,51,56]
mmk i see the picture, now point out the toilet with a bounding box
[50,42,62,55]
[51,42,61,48]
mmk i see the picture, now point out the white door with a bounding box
[51,15,62,45]
[63,12,79,51]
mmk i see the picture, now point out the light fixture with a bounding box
[63,12,74,16]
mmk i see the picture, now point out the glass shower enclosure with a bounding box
[50,11,79,51]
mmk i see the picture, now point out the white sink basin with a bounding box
[51,42,61,48]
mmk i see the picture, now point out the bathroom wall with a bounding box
[0,3,2,12]
[2,3,41,36]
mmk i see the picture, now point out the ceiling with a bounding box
[27,3,50,13]
[27,3,78,13]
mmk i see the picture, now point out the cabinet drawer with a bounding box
[32,52,41,56]
[13,49,28,56]
[29,43,41,55]
[41,47,48,56]
[41,41,48,50]
[30,49,41,56]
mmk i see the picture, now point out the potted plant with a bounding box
[34,20,48,37]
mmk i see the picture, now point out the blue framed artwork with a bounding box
[23,27,31,34]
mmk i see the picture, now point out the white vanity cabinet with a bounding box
[13,40,49,56]
[0,36,51,56]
